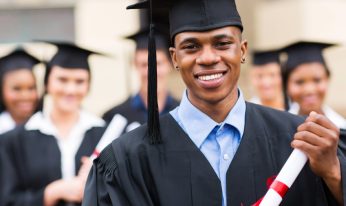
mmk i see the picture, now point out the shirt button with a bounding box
[223,154,230,160]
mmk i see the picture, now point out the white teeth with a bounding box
[198,73,223,81]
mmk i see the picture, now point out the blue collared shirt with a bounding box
[170,90,246,206]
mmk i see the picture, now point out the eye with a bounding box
[76,79,87,85]
[12,86,22,92]
[215,41,232,49]
[313,77,322,84]
[58,77,68,83]
[29,85,36,91]
[182,43,199,51]
[294,79,304,86]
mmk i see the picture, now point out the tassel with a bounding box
[147,23,162,144]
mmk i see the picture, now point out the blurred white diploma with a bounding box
[90,114,127,160]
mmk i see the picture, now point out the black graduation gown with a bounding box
[0,136,7,206]
[102,94,179,133]
[1,125,105,206]
[83,103,346,206]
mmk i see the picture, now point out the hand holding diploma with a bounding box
[256,111,342,206]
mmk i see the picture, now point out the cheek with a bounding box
[317,81,328,96]
[77,82,90,97]
[3,88,17,104]
[287,83,301,100]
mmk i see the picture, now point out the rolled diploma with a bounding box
[259,149,308,206]
[90,114,127,160]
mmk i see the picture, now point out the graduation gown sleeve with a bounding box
[1,128,47,206]
[1,125,105,206]
[83,145,130,206]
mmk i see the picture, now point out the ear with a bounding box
[240,39,248,60]
[169,47,178,69]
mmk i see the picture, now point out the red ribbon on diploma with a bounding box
[92,150,100,157]
[270,180,289,197]
[252,177,289,206]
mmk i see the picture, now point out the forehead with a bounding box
[50,65,90,76]
[252,63,281,72]
[290,62,327,77]
[174,26,241,44]
[2,69,34,81]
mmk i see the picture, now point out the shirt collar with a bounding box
[0,111,16,134]
[25,111,105,137]
[177,89,246,148]
[131,94,146,111]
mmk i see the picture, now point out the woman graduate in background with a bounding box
[1,42,105,206]
[282,41,346,130]
[0,48,40,135]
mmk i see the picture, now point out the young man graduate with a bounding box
[82,0,345,205]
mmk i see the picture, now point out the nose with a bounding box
[303,82,316,94]
[65,82,78,94]
[196,46,221,66]
[20,89,37,101]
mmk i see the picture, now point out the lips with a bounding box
[195,71,226,89]
[198,73,223,81]
[302,95,319,104]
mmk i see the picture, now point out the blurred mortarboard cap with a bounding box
[0,48,40,73]
[125,26,170,51]
[42,41,102,70]
[283,41,335,70]
[127,0,243,39]
[252,50,280,66]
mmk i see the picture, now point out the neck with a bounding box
[190,88,238,123]
[11,114,28,125]
[50,107,79,138]
[139,88,168,113]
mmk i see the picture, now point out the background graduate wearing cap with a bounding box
[83,0,345,205]
[0,42,106,206]
[102,26,179,133]
[282,41,346,130]
[0,48,40,135]
[249,50,284,110]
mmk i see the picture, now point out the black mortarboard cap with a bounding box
[0,48,40,73]
[127,0,243,39]
[45,41,101,70]
[252,50,280,66]
[283,41,334,70]
[126,26,170,51]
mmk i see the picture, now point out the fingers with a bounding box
[303,111,339,132]
[293,130,328,147]
[297,112,339,145]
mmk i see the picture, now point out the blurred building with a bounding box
[0,0,345,116]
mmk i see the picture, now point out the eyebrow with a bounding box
[178,37,199,46]
[213,34,235,40]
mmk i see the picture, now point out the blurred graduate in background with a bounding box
[0,48,40,135]
[1,42,105,206]
[282,41,346,129]
[249,50,284,110]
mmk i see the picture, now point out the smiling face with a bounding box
[287,62,329,115]
[170,26,247,108]
[47,66,90,114]
[2,69,38,123]
[250,62,283,102]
